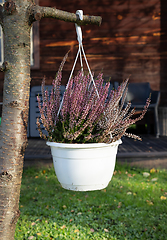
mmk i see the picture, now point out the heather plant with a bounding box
[37,54,150,143]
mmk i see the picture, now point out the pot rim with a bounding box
[46,139,122,149]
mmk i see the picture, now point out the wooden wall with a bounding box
[1,0,167,107]
[31,0,163,101]
[160,0,167,106]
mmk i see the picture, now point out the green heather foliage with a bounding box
[15,164,167,239]
[37,53,150,143]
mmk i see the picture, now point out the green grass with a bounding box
[15,163,167,240]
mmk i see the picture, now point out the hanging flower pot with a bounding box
[47,139,121,191]
[36,54,150,191]
[36,11,150,191]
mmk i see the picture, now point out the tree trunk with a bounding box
[0,1,101,239]
[0,1,31,239]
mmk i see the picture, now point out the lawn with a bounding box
[15,163,167,240]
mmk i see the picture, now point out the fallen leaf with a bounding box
[69,219,73,222]
[127,192,132,195]
[31,222,36,226]
[104,228,109,232]
[143,172,150,177]
[37,233,41,236]
[62,205,67,209]
[151,178,158,182]
[160,196,166,200]
[28,237,34,240]
[60,225,66,229]
[118,202,122,208]
[90,228,95,232]
[102,189,106,192]
[146,200,154,205]
[35,176,39,178]
[150,168,156,173]
[74,229,79,233]
[77,212,82,215]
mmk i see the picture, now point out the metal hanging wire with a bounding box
[57,10,100,117]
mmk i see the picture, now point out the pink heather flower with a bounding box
[37,54,150,143]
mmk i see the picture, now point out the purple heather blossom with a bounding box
[37,54,150,143]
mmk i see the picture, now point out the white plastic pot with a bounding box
[46,139,122,191]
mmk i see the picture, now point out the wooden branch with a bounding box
[29,5,102,26]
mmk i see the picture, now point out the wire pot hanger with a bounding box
[57,10,100,118]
